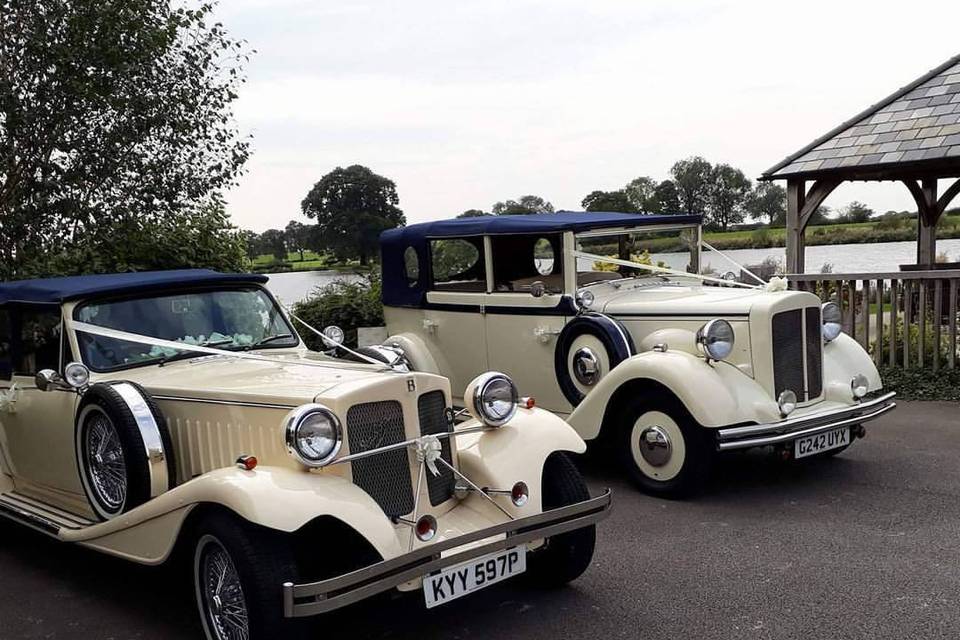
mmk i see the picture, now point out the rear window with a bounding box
[16,308,62,376]
[430,238,487,292]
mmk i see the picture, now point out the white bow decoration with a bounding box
[0,384,20,414]
[765,276,788,292]
[415,435,443,477]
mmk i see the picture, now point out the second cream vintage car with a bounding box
[377,212,896,497]
[0,270,610,640]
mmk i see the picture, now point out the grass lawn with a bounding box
[248,250,371,273]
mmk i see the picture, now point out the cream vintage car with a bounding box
[0,269,610,640]
[377,212,897,497]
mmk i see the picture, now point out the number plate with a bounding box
[794,427,850,459]
[423,546,526,609]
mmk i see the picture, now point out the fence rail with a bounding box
[787,270,960,371]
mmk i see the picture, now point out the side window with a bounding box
[0,309,10,380]
[15,308,62,376]
[403,246,420,288]
[491,234,564,293]
[430,238,487,292]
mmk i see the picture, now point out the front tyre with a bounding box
[527,452,596,587]
[616,397,714,498]
[193,513,305,640]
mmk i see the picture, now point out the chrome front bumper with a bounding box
[282,490,612,618]
[716,392,897,451]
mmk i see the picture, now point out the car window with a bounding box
[74,287,298,372]
[491,234,563,293]
[16,308,62,376]
[404,246,420,288]
[430,238,486,292]
[0,308,11,380]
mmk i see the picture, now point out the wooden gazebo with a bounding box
[761,54,960,274]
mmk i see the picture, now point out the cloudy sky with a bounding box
[215,0,960,232]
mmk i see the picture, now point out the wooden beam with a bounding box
[799,179,841,228]
[785,179,805,274]
[902,178,940,266]
[938,178,960,215]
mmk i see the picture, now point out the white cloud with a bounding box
[215,0,960,230]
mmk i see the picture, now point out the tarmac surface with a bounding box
[1,400,958,640]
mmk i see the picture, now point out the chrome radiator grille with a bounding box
[771,308,823,401]
[345,400,414,518]
[418,390,455,506]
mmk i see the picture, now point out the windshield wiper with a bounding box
[240,333,294,350]
[200,338,235,348]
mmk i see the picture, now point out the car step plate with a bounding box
[423,546,526,609]
[794,426,850,459]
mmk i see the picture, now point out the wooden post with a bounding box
[950,278,958,370]
[934,279,942,372]
[786,179,805,274]
[916,179,939,266]
[862,279,870,350]
[889,279,898,366]
[903,280,912,369]
[918,282,926,369]
[875,279,884,366]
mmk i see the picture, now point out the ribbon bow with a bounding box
[765,276,788,292]
[0,384,19,414]
[415,435,443,477]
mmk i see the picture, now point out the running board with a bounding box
[0,491,95,536]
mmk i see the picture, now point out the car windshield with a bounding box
[575,225,700,287]
[73,287,298,371]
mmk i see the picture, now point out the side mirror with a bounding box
[35,369,61,392]
[530,281,546,298]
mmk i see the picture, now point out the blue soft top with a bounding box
[0,269,269,305]
[381,211,700,244]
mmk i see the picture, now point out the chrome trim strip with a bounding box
[0,492,92,528]
[151,395,297,410]
[112,383,168,498]
[717,401,896,451]
[0,497,62,535]
[717,392,896,441]
[283,490,612,618]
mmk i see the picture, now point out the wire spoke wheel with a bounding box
[83,412,127,512]
[197,536,250,640]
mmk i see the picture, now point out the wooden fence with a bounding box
[787,270,960,371]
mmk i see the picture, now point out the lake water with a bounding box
[264,239,960,304]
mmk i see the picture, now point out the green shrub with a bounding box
[878,365,960,401]
[872,317,956,367]
[292,275,384,349]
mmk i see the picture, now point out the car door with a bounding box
[422,236,489,401]
[484,234,574,415]
[0,305,82,499]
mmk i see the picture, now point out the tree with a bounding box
[670,157,714,218]
[458,209,490,218]
[240,230,261,261]
[838,201,874,223]
[259,229,287,262]
[651,180,682,214]
[623,176,658,211]
[0,0,251,279]
[581,190,638,213]
[706,164,752,231]
[746,182,787,226]
[301,165,405,266]
[284,220,311,262]
[491,195,554,215]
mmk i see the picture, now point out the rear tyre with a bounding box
[615,396,714,498]
[193,512,305,640]
[527,452,596,587]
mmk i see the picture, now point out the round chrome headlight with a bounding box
[696,318,735,361]
[575,289,595,310]
[285,404,342,467]
[63,362,90,389]
[778,389,797,417]
[465,372,519,427]
[821,302,842,342]
[851,374,869,399]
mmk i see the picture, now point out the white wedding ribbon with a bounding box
[0,383,19,414]
[415,434,443,477]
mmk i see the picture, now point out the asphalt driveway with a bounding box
[1,400,958,640]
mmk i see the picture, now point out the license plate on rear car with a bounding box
[794,427,850,459]
[423,546,526,609]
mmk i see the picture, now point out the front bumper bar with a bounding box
[716,392,897,451]
[282,490,612,618]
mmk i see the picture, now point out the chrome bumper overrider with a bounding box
[716,392,897,451]
[282,490,612,618]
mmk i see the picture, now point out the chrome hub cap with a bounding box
[85,413,127,511]
[199,538,249,640]
[572,347,601,386]
[638,426,672,467]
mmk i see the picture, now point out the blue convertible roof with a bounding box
[0,269,269,305]
[381,211,700,244]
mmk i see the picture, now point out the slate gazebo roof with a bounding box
[765,54,960,181]
[761,54,960,271]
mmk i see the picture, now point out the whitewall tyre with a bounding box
[616,398,714,498]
